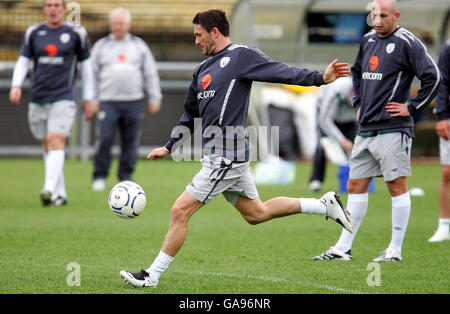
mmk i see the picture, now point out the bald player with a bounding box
[313,0,441,262]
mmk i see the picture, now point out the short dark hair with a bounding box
[192,9,230,37]
[43,0,66,7]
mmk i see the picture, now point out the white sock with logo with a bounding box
[387,192,411,255]
[334,193,369,253]
[299,198,327,215]
[43,150,65,194]
[146,250,174,283]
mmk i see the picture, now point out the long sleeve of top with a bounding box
[80,58,94,101]
[165,43,326,161]
[318,77,355,142]
[434,40,450,121]
[11,55,30,87]
[351,26,441,136]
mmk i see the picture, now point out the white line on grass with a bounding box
[0,260,366,293]
[172,269,367,294]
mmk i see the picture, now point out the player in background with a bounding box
[309,76,357,193]
[313,0,441,262]
[9,0,93,206]
[430,39,450,242]
[119,9,354,288]
[84,8,162,191]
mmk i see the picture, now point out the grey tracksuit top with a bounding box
[91,33,162,104]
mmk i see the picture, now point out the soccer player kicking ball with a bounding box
[120,9,353,288]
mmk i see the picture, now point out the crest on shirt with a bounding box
[220,57,230,68]
[60,33,70,44]
[386,43,395,54]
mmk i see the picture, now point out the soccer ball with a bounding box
[108,181,146,219]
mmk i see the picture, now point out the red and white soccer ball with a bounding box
[108,181,146,219]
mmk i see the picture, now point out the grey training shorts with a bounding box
[28,100,77,140]
[186,154,259,205]
[440,136,450,165]
[349,132,412,182]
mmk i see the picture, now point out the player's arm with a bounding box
[141,40,163,115]
[319,91,351,151]
[434,41,450,140]
[80,57,95,120]
[148,77,199,160]
[237,47,348,86]
[392,38,441,117]
[73,25,96,120]
[351,41,363,115]
[9,56,30,105]
[10,25,35,105]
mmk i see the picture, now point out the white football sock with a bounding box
[387,192,411,255]
[146,250,174,283]
[299,198,327,215]
[334,193,369,253]
[43,150,65,194]
[43,152,48,183]
[438,218,450,233]
[45,151,67,200]
[55,170,67,199]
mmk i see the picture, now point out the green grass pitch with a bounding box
[0,158,448,294]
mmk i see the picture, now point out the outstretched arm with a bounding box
[237,46,349,86]
[322,59,350,84]
[147,146,170,160]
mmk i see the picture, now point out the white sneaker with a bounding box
[320,191,355,233]
[309,180,322,193]
[312,246,352,261]
[428,229,450,242]
[120,269,158,288]
[92,179,106,191]
[372,249,402,262]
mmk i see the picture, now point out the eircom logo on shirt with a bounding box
[38,43,63,65]
[362,55,383,81]
[197,73,216,99]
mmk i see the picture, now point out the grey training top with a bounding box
[91,33,162,104]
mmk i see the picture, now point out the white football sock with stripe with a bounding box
[334,193,369,253]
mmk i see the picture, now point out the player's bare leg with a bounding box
[234,196,300,225]
[161,191,204,257]
[234,194,353,232]
[121,191,203,287]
